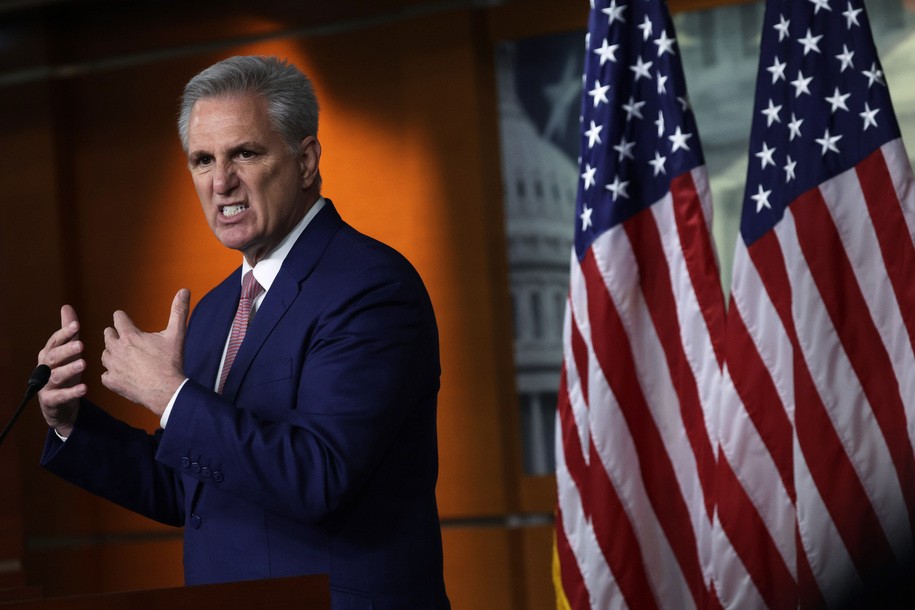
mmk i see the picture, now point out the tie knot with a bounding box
[241,271,264,300]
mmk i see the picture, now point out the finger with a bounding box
[40,320,81,359]
[47,358,86,388]
[43,339,84,369]
[112,310,138,336]
[41,383,88,407]
[103,326,119,348]
[100,371,123,395]
[60,304,80,331]
[166,289,191,338]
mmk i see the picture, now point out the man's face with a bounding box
[186,94,320,265]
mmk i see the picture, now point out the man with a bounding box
[36,55,450,609]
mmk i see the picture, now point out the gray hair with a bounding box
[177,55,319,154]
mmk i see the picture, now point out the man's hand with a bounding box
[37,305,88,438]
[101,289,190,417]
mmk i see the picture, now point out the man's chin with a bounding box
[213,228,253,252]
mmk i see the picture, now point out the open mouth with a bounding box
[221,204,249,217]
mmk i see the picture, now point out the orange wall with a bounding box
[0,2,593,608]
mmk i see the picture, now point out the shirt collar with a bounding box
[241,197,326,293]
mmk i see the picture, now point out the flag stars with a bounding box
[654,30,676,56]
[751,184,772,213]
[825,87,851,113]
[579,204,594,231]
[655,110,665,138]
[638,14,653,40]
[657,72,668,94]
[756,142,777,169]
[809,0,832,14]
[581,163,597,189]
[860,103,880,130]
[593,39,620,65]
[605,176,630,200]
[784,155,797,182]
[668,126,692,152]
[584,121,603,148]
[774,14,790,41]
[863,62,886,88]
[791,71,813,97]
[836,44,854,72]
[798,28,823,55]
[602,0,626,25]
[816,128,842,155]
[767,56,787,83]
[788,113,803,141]
[649,151,667,176]
[762,99,783,126]
[622,95,646,120]
[630,56,654,81]
[843,1,863,28]
[614,136,636,161]
[588,81,610,107]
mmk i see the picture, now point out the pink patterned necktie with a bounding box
[217,270,264,394]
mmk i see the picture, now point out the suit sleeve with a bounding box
[155,257,440,523]
[41,399,186,527]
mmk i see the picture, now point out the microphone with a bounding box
[0,364,52,448]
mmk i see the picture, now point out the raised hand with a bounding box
[101,289,191,417]
[37,305,87,437]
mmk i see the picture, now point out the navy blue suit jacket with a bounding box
[42,201,450,609]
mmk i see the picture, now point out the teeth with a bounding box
[222,204,248,217]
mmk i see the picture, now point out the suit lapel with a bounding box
[185,270,241,391]
[220,200,344,400]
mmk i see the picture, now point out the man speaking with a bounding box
[35,55,450,610]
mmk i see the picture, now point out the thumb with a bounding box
[167,289,191,338]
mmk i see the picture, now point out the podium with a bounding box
[0,574,330,609]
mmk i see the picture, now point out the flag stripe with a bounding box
[711,510,769,610]
[752,221,897,591]
[623,207,715,516]
[793,185,915,544]
[794,521,828,610]
[580,240,699,608]
[819,148,915,442]
[671,170,727,367]
[724,304,794,499]
[561,304,660,609]
[581,247,705,608]
[857,145,915,387]
[715,452,796,609]
[555,410,619,610]
[555,503,590,610]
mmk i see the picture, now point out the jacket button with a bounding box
[191,461,201,474]
[180,457,190,469]
[212,471,224,483]
[201,466,211,478]
[190,513,201,529]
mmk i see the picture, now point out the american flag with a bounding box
[713,0,915,607]
[554,0,727,607]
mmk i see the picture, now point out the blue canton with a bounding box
[575,0,705,259]
[740,0,900,245]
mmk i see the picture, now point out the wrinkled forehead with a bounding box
[187,95,277,150]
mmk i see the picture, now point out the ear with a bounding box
[298,136,322,190]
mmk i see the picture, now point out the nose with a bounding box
[213,161,239,195]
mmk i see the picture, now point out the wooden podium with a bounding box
[0,574,330,609]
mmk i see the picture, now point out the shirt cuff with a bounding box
[161,378,190,429]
